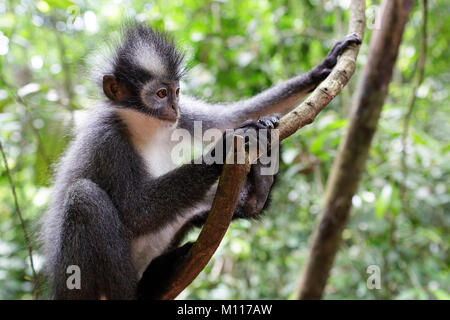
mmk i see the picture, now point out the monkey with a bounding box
[40,22,361,299]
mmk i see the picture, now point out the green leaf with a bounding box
[33,119,70,186]
[44,0,74,10]
[310,134,326,154]
[375,184,393,218]
[432,289,450,300]
[411,133,427,146]
[0,13,15,28]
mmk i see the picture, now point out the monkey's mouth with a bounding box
[157,106,179,123]
[159,115,179,123]
[159,115,179,128]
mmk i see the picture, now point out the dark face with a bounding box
[140,79,180,122]
[103,75,180,122]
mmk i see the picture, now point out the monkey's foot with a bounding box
[312,34,362,81]
[324,33,362,68]
[237,113,280,131]
[233,113,280,154]
[257,114,280,129]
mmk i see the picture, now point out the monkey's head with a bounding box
[99,22,185,122]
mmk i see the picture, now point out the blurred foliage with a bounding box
[0,0,449,300]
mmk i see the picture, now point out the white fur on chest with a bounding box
[116,108,218,279]
[131,185,218,279]
[116,108,177,177]
[131,201,211,279]
[130,215,186,279]
[139,131,177,177]
[116,108,209,278]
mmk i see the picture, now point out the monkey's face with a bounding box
[139,79,180,122]
[102,74,180,123]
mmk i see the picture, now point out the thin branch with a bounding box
[159,0,365,300]
[296,0,413,300]
[400,0,428,215]
[0,140,39,299]
[277,0,364,140]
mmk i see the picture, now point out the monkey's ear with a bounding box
[103,75,130,101]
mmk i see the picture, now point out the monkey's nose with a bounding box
[171,104,178,113]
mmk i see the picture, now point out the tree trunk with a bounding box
[296,0,414,300]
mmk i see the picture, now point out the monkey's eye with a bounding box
[156,88,167,99]
[175,88,180,97]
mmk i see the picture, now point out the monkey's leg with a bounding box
[190,114,280,222]
[179,159,277,225]
[233,160,277,219]
[137,242,194,300]
[52,179,137,300]
[233,114,280,218]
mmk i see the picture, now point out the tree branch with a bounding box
[159,0,365,300]
[0,140,39,299]
[159,136,249,300]
[296,0,413,300]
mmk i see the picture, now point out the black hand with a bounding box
[257,113,280,129]
[235,113,280,154]
[323,33,362,68]
[209,113,280,164]
[312,33,362,81]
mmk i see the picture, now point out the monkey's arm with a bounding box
[179,34,361,134]
[113,161,222,235]
[114,115,278,235]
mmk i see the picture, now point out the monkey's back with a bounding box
[39,105,134,280]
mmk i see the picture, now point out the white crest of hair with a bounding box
[132,40,167,77]
[85,41,116,88]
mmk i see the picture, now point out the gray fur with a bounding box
[40,22,360,299]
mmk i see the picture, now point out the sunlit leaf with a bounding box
[375,184,393,218]
[432,289,450,300]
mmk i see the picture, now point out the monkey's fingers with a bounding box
[258,113,280,129]
[324,34,362,68]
